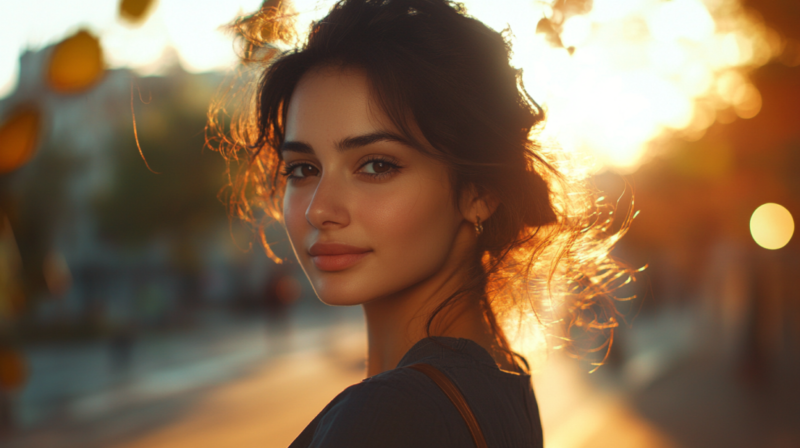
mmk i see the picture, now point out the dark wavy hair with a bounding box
[208,0,637,369]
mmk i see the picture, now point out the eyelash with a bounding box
[280,162,312,179]
[281,156,402,182]
[358,156,402,179]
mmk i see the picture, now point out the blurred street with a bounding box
[4,303,798,448]
[4,306,366,448]
[2,0,800,447]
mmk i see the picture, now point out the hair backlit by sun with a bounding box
[281,0,779,176]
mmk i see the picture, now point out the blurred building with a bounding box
[0,44,282,339]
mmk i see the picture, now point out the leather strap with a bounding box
[407,363,488,448]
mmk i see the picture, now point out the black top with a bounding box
[289,337,544,447]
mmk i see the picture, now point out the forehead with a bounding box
[285,67,389,142]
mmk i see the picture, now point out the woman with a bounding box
[210,0,631,446]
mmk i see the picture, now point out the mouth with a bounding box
[308,242,372,272]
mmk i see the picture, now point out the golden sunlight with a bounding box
[4,0,776,166]
[750,203,794,250]
[285,0,777,174]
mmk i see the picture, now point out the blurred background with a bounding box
[0,0,798,447]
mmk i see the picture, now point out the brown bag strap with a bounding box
[406,363,488,448]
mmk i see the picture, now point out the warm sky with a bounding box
[1,0,775,171]
[1,0,266,97]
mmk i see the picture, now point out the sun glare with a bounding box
[288,0,776,174]
[466,0,775,173]
[2,0,780,174]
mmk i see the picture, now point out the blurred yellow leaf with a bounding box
[0,107,41,173]
[0,348,27,392]
[119,0,156,24]
[47,30,104,94]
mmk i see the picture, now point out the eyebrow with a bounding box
[279,131,413,154]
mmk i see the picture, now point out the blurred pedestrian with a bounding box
[109,323,135,373]
[262,264,300,336]
[0,346,26,436]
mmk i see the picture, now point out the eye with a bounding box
[283,163,320,179]
[359,159,399,176]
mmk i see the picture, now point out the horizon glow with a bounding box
[1,0,780,173]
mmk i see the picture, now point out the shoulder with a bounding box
[302,368,469,448]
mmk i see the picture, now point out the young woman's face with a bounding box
[281,68,471,306]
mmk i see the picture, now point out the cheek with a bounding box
[283,188,310,246]
[357,175,459,261]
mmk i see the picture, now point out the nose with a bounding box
[305,173,350,230]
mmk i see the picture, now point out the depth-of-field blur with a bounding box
[0,0,798,447]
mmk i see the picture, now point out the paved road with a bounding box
[4,306,798,448]
[4,306,363,447]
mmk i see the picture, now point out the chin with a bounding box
[310,275,373,306]
[298,261,369,306]
[307,264,413,307]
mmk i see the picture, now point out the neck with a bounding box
[361,260,501,377]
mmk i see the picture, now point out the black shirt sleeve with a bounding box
[290,369,473,448]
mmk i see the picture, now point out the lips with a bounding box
[308,243,372,272]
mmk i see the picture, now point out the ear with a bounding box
[459,184,499,226]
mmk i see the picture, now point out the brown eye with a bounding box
[287,163,319,178]
[362,160,394,174]
[301,164,319,177]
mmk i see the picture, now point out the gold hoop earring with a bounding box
[475,215,483,236]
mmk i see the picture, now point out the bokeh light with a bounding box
[46,30,105,93]
[0,106,42,174]
[750,203,794,250]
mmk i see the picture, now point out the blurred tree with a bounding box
[0,152,78,309]
[94,73,227,255]
[92,72,230,313]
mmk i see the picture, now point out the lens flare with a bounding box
[750,203,794,250]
